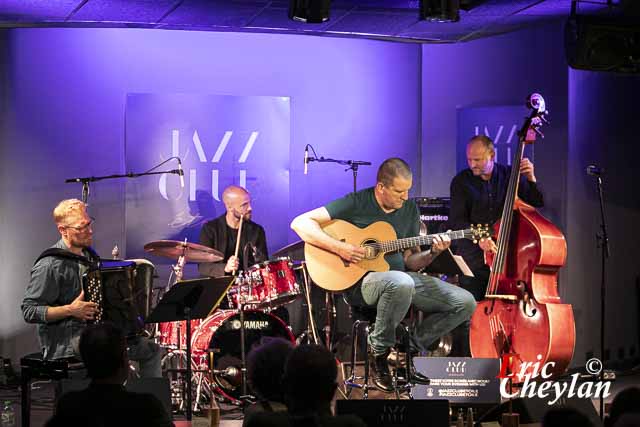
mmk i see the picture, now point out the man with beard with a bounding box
[22,199,161,377]
[199,185,268,278]
[198,185,292,322]
[449,135,544,301]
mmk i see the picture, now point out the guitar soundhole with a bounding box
[363,239,379,260]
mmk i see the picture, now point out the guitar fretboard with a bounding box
[367,229,469,253]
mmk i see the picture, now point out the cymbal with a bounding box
[272,240,305,260]
[143,240,223,263]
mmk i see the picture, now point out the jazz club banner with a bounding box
[456,106,535,173]
[124,93,291,263]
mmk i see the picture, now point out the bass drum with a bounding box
[191,309,294,402]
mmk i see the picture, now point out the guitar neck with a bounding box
[378,230,468,254]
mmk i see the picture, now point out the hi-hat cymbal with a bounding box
[143,240,223,263]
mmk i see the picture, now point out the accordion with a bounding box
[82,260,153,337]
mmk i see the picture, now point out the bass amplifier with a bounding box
[413,197,450,234]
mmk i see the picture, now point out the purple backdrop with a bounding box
[125,93,290,260]
[457,106,535,172]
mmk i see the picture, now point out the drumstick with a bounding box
[231,213,244,276]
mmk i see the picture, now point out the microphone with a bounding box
[304,146,309,175]
[177,158,185,188]
[586,165,604,176]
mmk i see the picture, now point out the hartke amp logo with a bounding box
[420,214,449,221]
[158,129,259,201]
[446,361,467,376]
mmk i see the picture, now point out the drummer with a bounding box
[199,185,267,279]
[199,186,289,322]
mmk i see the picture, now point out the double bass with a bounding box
[469,94,575,378]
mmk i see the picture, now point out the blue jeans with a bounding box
[361,271,476,355]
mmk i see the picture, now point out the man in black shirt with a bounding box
[449,135,544,301]
[199,185,268,278]
[198,185,295,323]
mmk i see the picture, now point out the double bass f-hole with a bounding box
[516,281,537,318]
[484,298,496,315]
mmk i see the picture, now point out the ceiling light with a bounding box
[289,0,330,23]
[420,0,460,23]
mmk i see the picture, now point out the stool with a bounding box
[20,353,85,427]
[343,305,414,399]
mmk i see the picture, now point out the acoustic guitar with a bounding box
[304,219,487,291]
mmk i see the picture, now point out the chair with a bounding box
[342,301,415,399]
[20,353,85,427]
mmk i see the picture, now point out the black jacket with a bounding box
[449,163,544,270]
[198,214,268,277]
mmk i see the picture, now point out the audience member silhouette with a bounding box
[46,323,173,427]
[243,337,295,427]
[605,386,640,427]
[245,344,366,427]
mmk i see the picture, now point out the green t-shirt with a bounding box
[324,187,420,272]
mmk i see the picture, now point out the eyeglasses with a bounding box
[64,217,95,232]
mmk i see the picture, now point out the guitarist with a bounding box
[291,158,476,392]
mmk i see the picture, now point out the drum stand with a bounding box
[233,271,254,404]
[296,261,321,345]
[148,277,232,421]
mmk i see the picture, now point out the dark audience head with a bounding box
[282,344,337,413]
[79,323,128,382]
[247,337,295,402]
[542,407,594,427]
[605,387,640,427]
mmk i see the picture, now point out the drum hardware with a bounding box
[143,239,223,283]
[190,309,295,403]
[296,261,320,345]
[147,277,232,422]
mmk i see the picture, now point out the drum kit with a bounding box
[143,237,315,410]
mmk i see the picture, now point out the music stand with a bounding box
[423,249,474,277]
[146,276,234,421]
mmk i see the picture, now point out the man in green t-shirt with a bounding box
[291,158,476,392]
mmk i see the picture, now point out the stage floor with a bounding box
[5,366,639,427]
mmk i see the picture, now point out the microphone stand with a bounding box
[594,173,610,420]
[308,156,371,193]
[306,154,371,353]
[66,168,182,203]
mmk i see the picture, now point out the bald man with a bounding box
[198,185,268,279]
